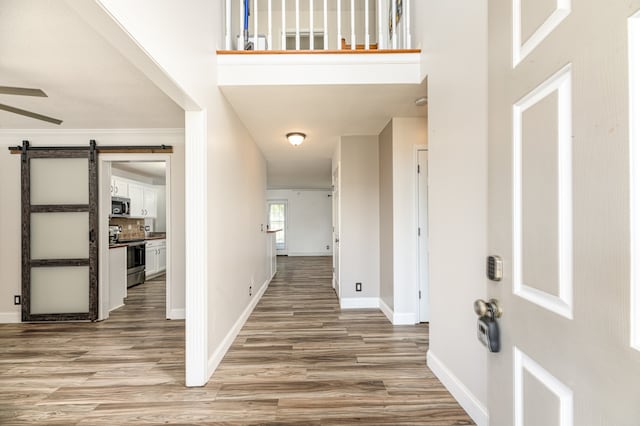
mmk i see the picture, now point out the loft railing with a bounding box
[223,0,411,51]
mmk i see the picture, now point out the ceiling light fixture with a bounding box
[286,132,306,146]
[415,96,428,107]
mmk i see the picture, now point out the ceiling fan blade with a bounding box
[0,86,47,97]
[0,103,62,125]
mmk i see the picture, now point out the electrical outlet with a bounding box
[326,245,330,250]
[249,285,252,296]
[355,282,362,292]
[14,295,21,305]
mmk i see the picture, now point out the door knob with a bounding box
[474,298,502,319]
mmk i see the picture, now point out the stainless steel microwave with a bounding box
[111,197,131,217]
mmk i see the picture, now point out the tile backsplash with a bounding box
[110,217,145,241]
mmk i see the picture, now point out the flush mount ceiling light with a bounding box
[286,132,306,146]
[415,96,428,107]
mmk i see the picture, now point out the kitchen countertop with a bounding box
[109,243,128,249]
[145,235,166,240]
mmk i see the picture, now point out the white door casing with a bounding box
[333,165,341,298]
[489,0,640,425]
[417,149,429,322]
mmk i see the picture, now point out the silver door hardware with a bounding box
[474,298,502,319]
[486,255,503,281]
[474,298,502,352]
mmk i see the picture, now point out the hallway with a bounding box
[0,257,473,424]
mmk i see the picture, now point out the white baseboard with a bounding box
[393,311,417,325]
[0,312,21,323]
[377,299,417,325]
[340,297,379,309]
[287,252,333,257]
[207,278,270,378]
[379,298,394,323]
[168,308,185,320]
[427,350,488,426]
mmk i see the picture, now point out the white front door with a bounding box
[488,1,640,424]
[417,149,429,322]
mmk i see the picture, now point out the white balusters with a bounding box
[254,0,259,49]
[364,0,369,50]
[309,0,314,50]
[268,0,273,50]
[377,0,384,50]
[222,0,410,52]
[391,0,397,49]
[323,0,328,50]
[239,0,244,50]
[405,0,411,49]
[225,0,231,49]
[295,0,300,50]
[350,0,355,50]
[282,0,286,50]
[337,0,342,49]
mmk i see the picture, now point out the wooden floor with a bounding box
[0,257,473,425]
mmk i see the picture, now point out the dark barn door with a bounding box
[21,142,98,321]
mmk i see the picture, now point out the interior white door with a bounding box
[332,166,340,297]
[417,150,429,322]
[489,1,640,424]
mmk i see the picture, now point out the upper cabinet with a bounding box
[110,177,129,197]
[128,183,157,218]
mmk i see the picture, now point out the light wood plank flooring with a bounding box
[0,257,473,425]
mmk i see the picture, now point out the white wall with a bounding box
[0,129,185,322]
[98,0,270,385]
[338,135,380,302]
[379,120,394,310]
[391,117,427,319]
[266,189,333,256]
[377,117,427,323]
[415,1,489,424]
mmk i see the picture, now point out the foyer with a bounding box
[0,257,471,424]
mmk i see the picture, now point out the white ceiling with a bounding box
[0,0,183,129]
[112,161,166,185]
[221,82,427,189]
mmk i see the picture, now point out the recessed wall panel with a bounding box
[522,92,560,297]
[31,158,88,205]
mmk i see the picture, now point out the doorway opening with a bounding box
[267,200,288,255]
[98,154,174,321]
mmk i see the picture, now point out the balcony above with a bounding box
[217,0,422,87]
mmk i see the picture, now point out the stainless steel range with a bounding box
[125,240,146,287]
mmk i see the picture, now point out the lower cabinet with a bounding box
[145,239,166,278]
[108,246,127,312]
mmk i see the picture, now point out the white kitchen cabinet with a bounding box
[145,239,166,278]
[108,246,127,312]
[111,177,128,197]
[143,187,157,218]
[128,183,145,217]
[128,183,156,218]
